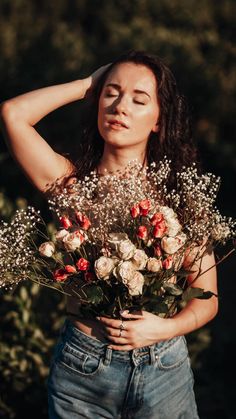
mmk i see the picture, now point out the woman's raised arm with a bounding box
[0,64,110,192]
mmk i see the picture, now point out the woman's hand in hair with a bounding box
[83,63,112,98]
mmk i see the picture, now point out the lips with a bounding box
[107,119,129,129]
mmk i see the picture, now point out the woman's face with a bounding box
[98,62,160,151]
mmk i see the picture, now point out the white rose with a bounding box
[131,249,148,270]
[55,229,69,241]
[127,271,145,296]
[161,233,186,255]
[115,261,135,284]
[39,241,55,257]
[62,231,84,251]
[166,218,182,237]
[159,206,176,220]
[146,257,162,272]
[94,256,116,280]
[117,239,136,260]
[108,232,128,251]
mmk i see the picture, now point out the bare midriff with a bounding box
[66,297,109,343]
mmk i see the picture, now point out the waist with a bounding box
[66,313,109,343]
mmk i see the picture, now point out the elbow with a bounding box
[0,100,26,126]
[0,100,18,123]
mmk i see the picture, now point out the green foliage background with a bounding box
[0,1,235,418]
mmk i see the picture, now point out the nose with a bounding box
[113,94,129,115]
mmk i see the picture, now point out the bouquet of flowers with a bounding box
[0,160,235,319]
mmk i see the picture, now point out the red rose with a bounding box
[59,216,72,229]
[76,258,90,271]
[150,212,164,226]
[75,212,91,230]
[162,256,173,270]
[130,204,140,218]
[137,225,148,240]
[65,265,77,273]
[153,221,166,238]
[53,269,69,282]
[139,199,151,216]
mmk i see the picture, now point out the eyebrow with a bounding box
[105,83,151,99]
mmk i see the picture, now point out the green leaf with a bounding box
[182,287,204,302]
[162,283,183,296]
[83,285,103,305]
[197,291,218,299]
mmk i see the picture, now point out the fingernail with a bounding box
[120,310,129,315]
[96,316,100,320]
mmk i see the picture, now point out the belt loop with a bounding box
[103,345,112,366]
[149,344,156,365]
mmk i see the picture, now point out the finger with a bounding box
[107,336,128,344]
[105,327,128,337]
[96,316,123,328]
[120,310,144,319]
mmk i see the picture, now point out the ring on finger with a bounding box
[119,320,125,331]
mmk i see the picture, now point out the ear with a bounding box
[152,122,159,133]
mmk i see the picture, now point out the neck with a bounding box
[97,144,147,175]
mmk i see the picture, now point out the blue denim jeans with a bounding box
[47,319,199,419]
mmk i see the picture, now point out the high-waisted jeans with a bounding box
[47,319,199,419]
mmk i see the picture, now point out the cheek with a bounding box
[134,107,159,132]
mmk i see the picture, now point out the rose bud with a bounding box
[162,256,173,270]
[75,212,91,230]
[65,265,77,273]
[154,244,162,257]
[139,199,151,216]
[59,216,72,229]
[153,221,166,238]
[137,225,148,240]
[53,269,68,282]
[76,258,90,271]
[130,204,140,218]
[39,241,55,257]
[150,212,164,226]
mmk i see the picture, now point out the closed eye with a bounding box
[134,100,145,105]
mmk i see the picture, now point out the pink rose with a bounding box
[150,212,164,226]
[162,256,173,270]
[130,204,140,218]
[53,269,68,282]
[153,221,166,238]
[75,212,91,230]
[137,226,148,240]
[59,216,72,229]
[139,199,151,216]
[76,258,90,271]
[65,265,77,273]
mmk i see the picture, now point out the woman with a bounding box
[0,50,218,418]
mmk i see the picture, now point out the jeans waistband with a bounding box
[60,318,183,366]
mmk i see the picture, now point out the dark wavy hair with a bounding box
[68,50,200,189]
